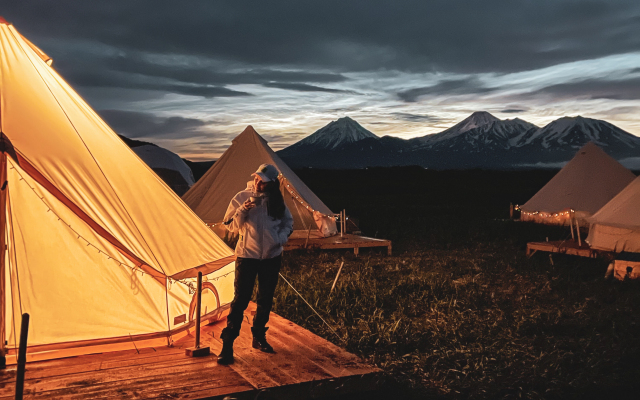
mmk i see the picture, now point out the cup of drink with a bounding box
[249,196,261,205]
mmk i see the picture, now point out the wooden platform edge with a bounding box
[284,234,392,256]
[217,371,385,400]
[526,241,600,258]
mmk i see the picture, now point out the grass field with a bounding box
[269,168,640,399]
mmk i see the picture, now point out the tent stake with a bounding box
[186,272,210,357]
[330,262,345,295]
[15,313,29,400]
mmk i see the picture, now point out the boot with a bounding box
[251,327,274,353]
[217,338,234,365]
[217,329,236,365]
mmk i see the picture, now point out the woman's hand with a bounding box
[243,199,256,210]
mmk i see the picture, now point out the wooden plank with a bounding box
[208,318,332,386]
[194,329,287,390]
[265,314,379,375]
[0,362,251,400]
[0,302,380,400]
[0,350,195,385]
[0,355,218,397]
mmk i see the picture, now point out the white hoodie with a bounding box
[224,182,294,259]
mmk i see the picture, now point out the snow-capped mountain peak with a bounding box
[520,116,639,149]
[293,116,378,150]
[419,111,501,143]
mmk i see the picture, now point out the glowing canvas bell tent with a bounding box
[0,17,236,363]
[586,176,640,253]
[183,126,338,239]
[518,142,635,226]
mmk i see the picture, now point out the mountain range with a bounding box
[277,112,640,169]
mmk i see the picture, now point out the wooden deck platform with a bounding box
[526,240,599,258]
[284,233,392,256]
[0,303,381,399]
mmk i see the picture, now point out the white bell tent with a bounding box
[587,176,640,253]
[0,17,236,362]
[519,142,635,226]
[183,126,338,239]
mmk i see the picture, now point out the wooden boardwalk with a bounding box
[284,233,392,256]
[0,303,380,399]
[526,240,600,258]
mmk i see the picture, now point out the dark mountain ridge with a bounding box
[278,112,640,169]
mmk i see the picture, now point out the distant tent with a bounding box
[519,142,635,225]
[0,18,235,362]
[183,126,338,239]
[587,176,640,252]
[132,144,196,196]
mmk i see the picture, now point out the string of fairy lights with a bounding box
[514,205,575,218]
[10,164,234,289]
[280,173,338,220]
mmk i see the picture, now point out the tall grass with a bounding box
[270,169,640,399]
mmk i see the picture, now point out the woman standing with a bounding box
[217,164,294,365]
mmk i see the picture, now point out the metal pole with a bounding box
[185,272,210,357]
[195,271,202,349]
[15,313,29,400]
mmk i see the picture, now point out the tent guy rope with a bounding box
[278,272,344,343]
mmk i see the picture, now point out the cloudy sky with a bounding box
[4,1,640,160]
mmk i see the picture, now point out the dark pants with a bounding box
[221,255,281,340]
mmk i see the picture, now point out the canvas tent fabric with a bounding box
[183,126,338,238]
[519,142,635,225]
[0,19,236,361]
[586,176,640,253]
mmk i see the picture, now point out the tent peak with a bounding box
[0,16,8,24]
[233,125,268,145]
[241,125,258,134]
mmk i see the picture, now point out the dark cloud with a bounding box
[68,69,251,98]
[530,77,640,100]
[104,54,348,85]
[391,112,441,122]
[5,0,640,75]
[397,78,496,102]
[262,82,352,93]
[99,110,210,138]
[501,108,528,114]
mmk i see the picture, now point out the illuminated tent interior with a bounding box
[0,17,236,363]
[587,176,640,253]
[518,142,635,226]
[183,126,338,239]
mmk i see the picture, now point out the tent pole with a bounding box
[569,214,575,240]
[575,218,582,246]
[343,209,346,236]
[0,151,7,369]
[186,272,210,357]
[15,313,29,400]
